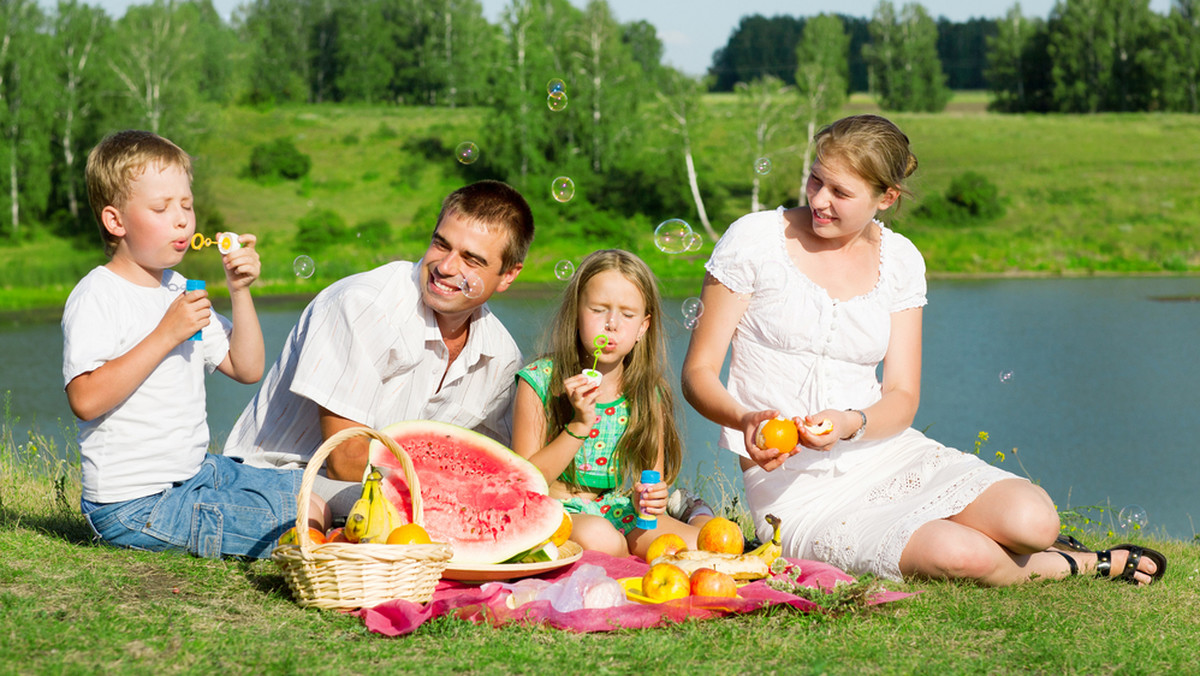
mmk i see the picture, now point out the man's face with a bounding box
[418,211,521,323]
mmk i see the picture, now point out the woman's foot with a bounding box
[666,488,715,525]
[1057,544,1167,585]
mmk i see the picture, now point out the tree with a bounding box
[568,0,643,174]
[51,1,110,228]
[864,1,950,112]
[106,0,200,134]
[936,17,996,90]
[735,76,795,213]
[335,0,395,103]
[653,69,716,241]
[709,14,806,91]
[1047,0,1159,112]
[240,0,313,103]
[794,13,849,205]
[0,0,54,238]
[1161,0,1200,112]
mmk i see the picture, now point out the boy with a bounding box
[62,130,325,558]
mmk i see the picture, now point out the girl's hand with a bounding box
[562,373,601,426]
[635,479,669,516]
[742,409,790,471]
[222,233,260,291]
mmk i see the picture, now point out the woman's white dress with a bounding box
[706,207,1020,581]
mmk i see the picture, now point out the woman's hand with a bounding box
[634,477,669,516]
[742,409,791,471]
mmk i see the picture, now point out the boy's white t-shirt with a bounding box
[62,266,232,503]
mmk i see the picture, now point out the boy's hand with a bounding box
[162,286,211,344]
[222,233,260,291]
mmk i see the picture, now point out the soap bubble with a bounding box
[293,255,315,279]
[653,219,693,254]
[547,78,565,94]
[454,141,479,165]
[554,259,575,281]
[547,91,568,112]
[683,231,703,253]
[681,297,704,330]
[755,157,773,176]
[551,176,575,203]
[998,370,1014,384]
[459,272,484,299]
[1118,504,1148,532]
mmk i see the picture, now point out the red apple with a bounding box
[690,567,738,598]
[645,533,687,564]
[697,517,744,555]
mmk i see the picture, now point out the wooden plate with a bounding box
[442,541,583,583]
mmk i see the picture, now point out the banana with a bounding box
[343,465,398,543]
[746,513,783,566]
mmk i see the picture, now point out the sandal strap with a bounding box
[1095,549,1112,579]
[1054,550,1079,577]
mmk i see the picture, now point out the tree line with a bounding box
[2,0,1197,247]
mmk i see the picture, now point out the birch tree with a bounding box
[735,76,795,213]
[864,1,950,112]
[0,0,53,237]
[52,0,109,225]
[794,13,849,205]
[654,70,716,241]
[107,0,197,134]
[1163,0,1200,112]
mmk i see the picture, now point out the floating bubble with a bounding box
[998,370,1014,384]
[653,219,693,254]
[1118,504,1148,532]
[459,271,484,299]
[683,231,703,253]
[293,255,315,279]
[681,297,704,330]
[454,141,479,165]
[547,78,565,94]
[755,157,773,176]
[547,91,568,112]
[551,176,575,203]
[554,259,575,281]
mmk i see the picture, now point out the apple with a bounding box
[645,532,687,564]
[325,527,351,543]
[697,517,744,555]
[690,567,738,598]
[641,562,691,602]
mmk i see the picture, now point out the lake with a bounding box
[4,276,1198,540]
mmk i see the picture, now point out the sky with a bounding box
[92,0,1176,75]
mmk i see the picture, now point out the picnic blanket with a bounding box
[355,551,912,636]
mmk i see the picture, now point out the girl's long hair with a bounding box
[539,249,683,489]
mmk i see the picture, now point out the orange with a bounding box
[756,417,799,454]
[278,526,326,546]
[697,517,744,555]
[551,512,573,547]
[386,523,432,545]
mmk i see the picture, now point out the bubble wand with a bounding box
[581,334,607,388]
[189,232,242,254]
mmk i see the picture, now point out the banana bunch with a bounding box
[344,465,404,543]
[746,513,783,566]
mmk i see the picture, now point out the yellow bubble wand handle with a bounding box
[591,334,608,371]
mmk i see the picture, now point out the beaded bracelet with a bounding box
[843,409,867,441]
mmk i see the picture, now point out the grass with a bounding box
[4,417,1199,673]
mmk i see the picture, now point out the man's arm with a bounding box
[320,407,370,480]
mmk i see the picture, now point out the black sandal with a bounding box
[1054,550,1079,577]
[1053,533,1091,553]
[1095,544,1168,585]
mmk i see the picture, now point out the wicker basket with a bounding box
[272,426,453,610]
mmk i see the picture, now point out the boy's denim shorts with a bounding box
[82,454,304,559]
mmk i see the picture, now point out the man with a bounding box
[223,180,534,512]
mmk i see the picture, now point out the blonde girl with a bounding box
[681,115,1165,586]
[512,249,710,558]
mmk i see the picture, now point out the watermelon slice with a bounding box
[370,420,565,565]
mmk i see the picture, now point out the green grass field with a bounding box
[3,423,1197,673]
[3,95,1199,314]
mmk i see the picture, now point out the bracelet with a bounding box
[843,409,867,441]
[563,426,588,441]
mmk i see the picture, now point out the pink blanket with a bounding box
[356,551,912,636]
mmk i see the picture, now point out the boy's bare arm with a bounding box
[215,235,265,384]
[66,291,211,421]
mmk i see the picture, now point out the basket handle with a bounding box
[294,425,424,551]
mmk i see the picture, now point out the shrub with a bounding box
[355,217,392,245]
[295,208,346,250]
[915,171,1005,225]
[246,137,312,181]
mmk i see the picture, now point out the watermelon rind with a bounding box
[369,420,564,565]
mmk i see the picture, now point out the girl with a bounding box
[512,249,711,559]
[681,115,1165,586]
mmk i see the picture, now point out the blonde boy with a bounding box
[62,130,324,558]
